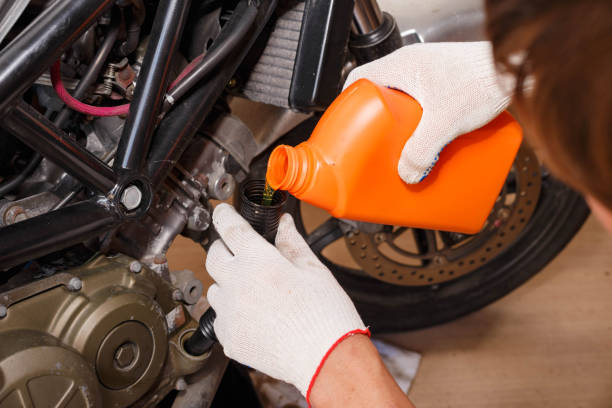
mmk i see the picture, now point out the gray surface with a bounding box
[379,0,486,42]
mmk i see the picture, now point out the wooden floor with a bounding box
[167,216,612,407]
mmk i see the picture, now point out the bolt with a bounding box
[433,256,445,265]
[497,207,511,220]
[114,342,137,370]
[172,289,183,301]
[187,207,210,231]
[4,206,26,225]
[120,185,142,211]
[374,233,386,243]
[67,277,82,291]
[129,261,142,273]
[175,377,188,391]
[0,305,7,319]
[227,78,237,88]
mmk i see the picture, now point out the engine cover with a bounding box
[0,255,208,407]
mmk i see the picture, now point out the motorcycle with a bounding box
[0,0,589,406]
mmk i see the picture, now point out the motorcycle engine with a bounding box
[0,255,208,408]
[0,1,291,406]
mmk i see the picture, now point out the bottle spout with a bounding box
[267,144,308,192]
[267,143,339,214]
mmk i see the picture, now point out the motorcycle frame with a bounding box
[0,0,279,269]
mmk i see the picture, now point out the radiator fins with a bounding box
[241,1,304,108]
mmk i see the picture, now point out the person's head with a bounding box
[484,0,612,232]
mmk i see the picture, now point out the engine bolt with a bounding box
[172,289,183,301]
[114,342,137,370]
[433,256,445,265]
[0,305,7,319]
[187,206,210,231]
[129,261,142,273]
[4,206,26,225]
[120,185,142,211]
[67,277,82,291]
[175,377,188,391]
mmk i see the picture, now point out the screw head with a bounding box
[114,342,137,370]
[129,261,142,273]
[0,305,7,319]
[67,277,82,291]
[120,185,142,211]
[172,289,183,301]
[187,207,210,231]
[4,206,26,225]
[175,377,188,391]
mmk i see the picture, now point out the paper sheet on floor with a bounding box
[372,339,421,393]
[252,339,421,408]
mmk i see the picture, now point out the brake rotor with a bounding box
[345,144,541,286]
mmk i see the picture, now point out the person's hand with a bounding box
[206,204,368,399]
[344,41,512,184]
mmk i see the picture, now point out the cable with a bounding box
[54,16,122,126]
[51,60,131,117]
[0,152,42,197]
[51,50,204,118]
[164,3,258,107]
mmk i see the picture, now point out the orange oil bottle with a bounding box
[266,79,523,234]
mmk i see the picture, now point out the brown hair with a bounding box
[485,0,612,209]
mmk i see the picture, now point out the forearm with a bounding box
[309,334,415,408]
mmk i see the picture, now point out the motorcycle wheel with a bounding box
[247,118,590,332]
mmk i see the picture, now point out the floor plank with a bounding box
[167,215,612,407]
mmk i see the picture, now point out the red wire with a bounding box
[50,54,204,117]
[51,60,130,117]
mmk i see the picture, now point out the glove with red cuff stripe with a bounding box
[206,204,369,400]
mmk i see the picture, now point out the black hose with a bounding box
[164,2,259,108]
[0,5,120,197]
[184,180,287,356]
[184,308,217,356]
[118,7,142,56]
[54,13,121,128]
[0,152,42,197]
[147,0,278,190]
[237,179,288,243]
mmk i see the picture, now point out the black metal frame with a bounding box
[0,0,278,269]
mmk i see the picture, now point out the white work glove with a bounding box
[206,203,368,398]
[344,41,512,184]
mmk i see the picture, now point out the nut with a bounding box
[175,377,188,391]
[67,277,82,291]
[172,289,183,301]
[187,206,210,231]
[129,261,142,273]
[3,206,26,225]
[120,185,142,211]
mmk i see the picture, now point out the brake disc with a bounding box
[344,144,541,286]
